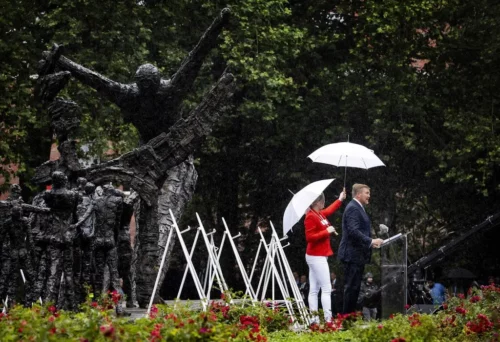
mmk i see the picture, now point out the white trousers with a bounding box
[306,254,332,322]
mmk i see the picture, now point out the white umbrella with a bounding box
[283,178,335,236]
[308,142,385,187]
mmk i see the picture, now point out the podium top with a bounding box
[381,233,403,247]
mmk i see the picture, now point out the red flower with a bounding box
[48,315,56,322]
[221,305,230,319]
[91,302,98,308]
[149,305,158,318]
[111,290,121,305]
[469,295,481,303]
[150,323,163,341]
[391,338,406,342]
[309,323,319,332]
[404,304,411,310]
[199,327,211,334]
[165,313,177,321]
[408,313,422,327]
[377,324,383,329]
[466,313,493,334]
[100,324,115,337]
[49,327,57,335]
[48,305,57,314]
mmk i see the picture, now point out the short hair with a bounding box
[135,63,159,79]
[77,177,87,186]
[84,182,96,194]
[352,183,370,198]
[310,192,325,208]
[51,171,67,188]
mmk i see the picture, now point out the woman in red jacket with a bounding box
[305,189,346,324]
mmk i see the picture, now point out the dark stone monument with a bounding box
[34,172,79,310]
[74,181,96,301]
[2,205,34,304]
[41,8,234,306]
[0,8,235,311]
[0,185,50,304]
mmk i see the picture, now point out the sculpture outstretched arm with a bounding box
[56,55,128,106]
[21,204,50,214]
[84,72,236,205]
[169,8,230,101]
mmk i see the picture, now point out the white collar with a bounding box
[354,198,365,211]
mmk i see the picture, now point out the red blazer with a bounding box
[305,200,343,256]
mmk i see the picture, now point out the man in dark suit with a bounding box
[338,184,383,314]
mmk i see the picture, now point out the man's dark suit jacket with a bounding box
[338,199,372,265]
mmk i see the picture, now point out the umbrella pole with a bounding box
[344,155,348,190]
[344,166,347,189]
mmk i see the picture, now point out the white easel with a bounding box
[222,217,257,305]
[147,209,207,316]
[146,213,310,328]
[248,222,310,327]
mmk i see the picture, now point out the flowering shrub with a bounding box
[0,285,499,341]
[269,284,500,342]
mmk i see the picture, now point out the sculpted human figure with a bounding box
[0,186,21,301]
[2,205,35,305]
[72,182,96,300]
[33,171,79,310]
[36,8,235,307]
[74,177,88,196]
[50,8,230,144]
[118,191,138,307]
[8,184,23,203]
[0,185,49,303]
[0,205,9,302]
[29,191,49,264]
[92,185,129,314]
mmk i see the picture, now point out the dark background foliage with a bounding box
[1,0,499,290]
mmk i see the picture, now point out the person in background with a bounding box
[357,272,380,321]
[331,272,339,315]
[427,279,447,306]
[293,271,300,286]
[118,278,127,309]
[305,189,346,324]
[299,274,310,307]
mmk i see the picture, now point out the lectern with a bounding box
[380,233,407,319]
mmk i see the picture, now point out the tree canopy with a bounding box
[1,0,499,278]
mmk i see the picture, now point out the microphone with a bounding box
[379,224,389,235]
